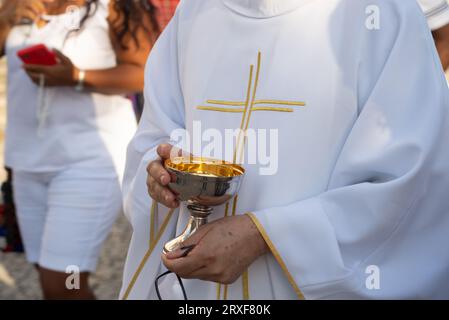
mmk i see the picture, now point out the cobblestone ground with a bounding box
[0,215,132,299]
[0,59,133,300]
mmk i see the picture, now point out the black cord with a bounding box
[155,271,188,300]
[155,245,196,300]
[176,273,188,300]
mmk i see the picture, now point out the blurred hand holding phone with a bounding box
[17,44,57,66]
[17,44,80,88]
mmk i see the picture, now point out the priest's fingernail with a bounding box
[180,244,195,250]
[180,245,196,257]
[161,175,167,184]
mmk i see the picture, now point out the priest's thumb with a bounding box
[157,143,174,160]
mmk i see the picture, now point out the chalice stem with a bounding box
[163,203,213,253]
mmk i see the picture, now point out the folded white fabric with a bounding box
[418,0,449,30]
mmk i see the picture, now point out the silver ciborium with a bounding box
[163,156,245,253]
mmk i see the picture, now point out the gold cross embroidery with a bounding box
[196,51,306,163]
[196,52,305,114]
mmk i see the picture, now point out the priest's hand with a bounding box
[162,214,269,284]
[146,143,180,208]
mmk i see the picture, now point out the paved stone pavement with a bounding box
[0,58,133,300]
[0,215,132,299]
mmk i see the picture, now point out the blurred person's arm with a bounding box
[433,24,449,70]
[23,1,154,95]
[0,14,12,58]
[79,1,155,95]
[0,2,15,58]
[0,1,45,57]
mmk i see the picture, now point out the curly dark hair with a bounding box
[80,0,158,49]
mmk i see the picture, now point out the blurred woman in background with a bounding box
[132,0,180,119]
[0,0,157,299]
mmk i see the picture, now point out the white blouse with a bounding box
[5,0,137,176]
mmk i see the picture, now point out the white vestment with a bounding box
[120,0,449,299]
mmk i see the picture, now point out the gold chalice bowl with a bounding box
[163,157,245,253]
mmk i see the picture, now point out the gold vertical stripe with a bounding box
[233,65,254,164]
[216,284,222,300]
[239,52,262,164]
[231,195,238,217]
[238,191,249,298]
[121,208,176,300]
[223,284,228,300]
[246,213,305,300]
[216,200,231,300]
[224,202,230,217]
[245,52,262,135]
[242,270,249,300]
[149,202,157,247]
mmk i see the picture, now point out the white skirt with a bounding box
[12,165,123,272]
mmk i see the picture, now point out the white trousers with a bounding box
[13,166,122,272]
